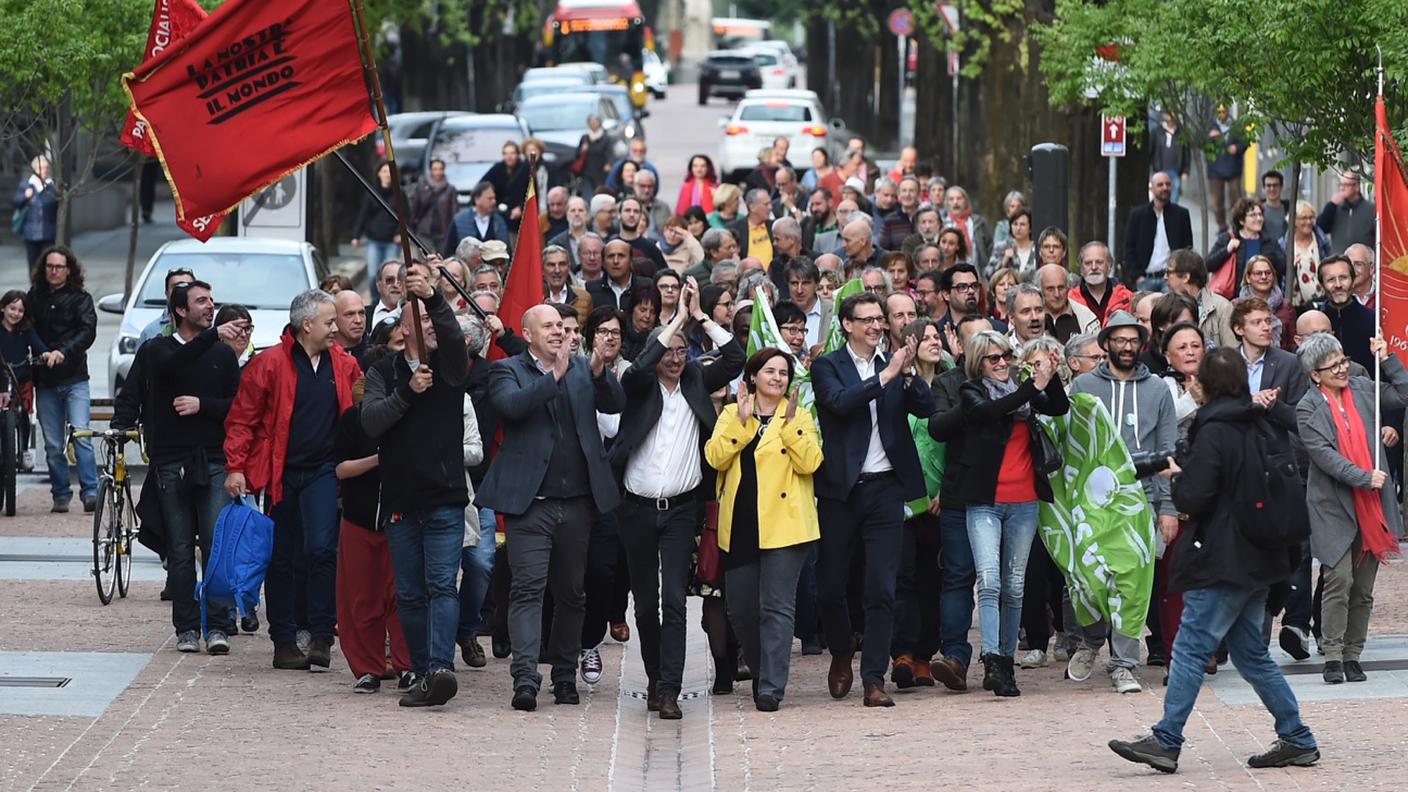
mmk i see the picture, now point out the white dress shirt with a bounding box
[624,380,702,498]
[846,342,893,475]
[804,298,825,349]
[371,300,398,327]
[1149,206,1171,275]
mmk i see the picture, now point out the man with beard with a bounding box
[544,186,571,240]
[1008,283,1048,346]
[1068,242,1133,326]
[913,268,946,321]
[938,264,1006,334]
[1039,264,1100,344]
[802,188,838,257]
[1069,311,1178,695]
[613,197,667,272]
[549,196,592,271]
[410,158,458,243]
[901,207,943,259]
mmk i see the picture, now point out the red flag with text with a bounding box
[121,0,377,241]
[494,179,543,361]
[120,0,208,157]
[1375,94,1408,364]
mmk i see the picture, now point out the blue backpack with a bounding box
[196,496,275,636]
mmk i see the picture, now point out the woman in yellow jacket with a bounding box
[705,348,823,712]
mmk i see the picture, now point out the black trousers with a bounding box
[817,475,905,687]
[579,508,622,649]
[617,494,702,694]
[1020,539,1065,653]
[890,514,941,661]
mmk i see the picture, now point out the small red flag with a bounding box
[120,0,208,158]
[121,0,377,241]
[494,178,544,360]
[1374,95,1408,364]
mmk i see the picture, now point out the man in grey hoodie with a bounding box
[1067,310,1179,694]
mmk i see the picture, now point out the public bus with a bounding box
[543,0,653,109]
[710,17,771,50]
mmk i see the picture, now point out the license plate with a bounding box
[720,70,739,80]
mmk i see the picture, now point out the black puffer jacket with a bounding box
[28,286,96,387]
[1169,396,1299,593]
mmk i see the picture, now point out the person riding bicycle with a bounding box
[0,289,53,471]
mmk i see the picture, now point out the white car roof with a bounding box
[157,237,312,255]
[744,89,821,102]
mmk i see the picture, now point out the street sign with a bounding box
[887,9,914,37]
[936,2,959,33]
[238,168,306,242]
[1101,115,1126,157]
[948,51,959,76]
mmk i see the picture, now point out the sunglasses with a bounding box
[982,351,1016,364]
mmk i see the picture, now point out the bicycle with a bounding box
[0,355,43,516]
[69,426,142,605]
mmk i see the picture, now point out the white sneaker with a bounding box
[21,449,34,471]
[1111,666,1142,694]
[1019,649,1048,669]
[1051,632,1072,662]
[580,646,603,684]
[1067,646,1097,682]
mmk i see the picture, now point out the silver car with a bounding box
[99,237,328,396]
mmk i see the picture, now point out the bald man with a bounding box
[841,218,878,277]
[1345,243,1375,307]
[478,302,625,712]
[1038,263,1099,343]
[332,289,368,363]
[587,238,652,312]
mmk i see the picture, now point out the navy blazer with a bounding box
[475,350,625,516]
[1256,345,1309,433]
[811,346,936,502]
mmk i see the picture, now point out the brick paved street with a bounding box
[5,467,1408,792]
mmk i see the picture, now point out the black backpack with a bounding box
[1234,417,1311,549]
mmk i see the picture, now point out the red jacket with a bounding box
[224,328,362,506]
[676,177,716,215]
[1068,282,1133,327]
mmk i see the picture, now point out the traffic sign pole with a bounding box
[1100,115,1126,249]
[1108,155,1117,249]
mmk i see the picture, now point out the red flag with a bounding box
[121,0,377,241]
[120,0,208,157]
[1374,95,1408,364]
[494,179,544,360]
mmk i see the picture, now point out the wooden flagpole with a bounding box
[1375,45,1384,469]
[348,0,425,361]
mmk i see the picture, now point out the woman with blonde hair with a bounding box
[1281,199,1331,309]
[707,183,742,229]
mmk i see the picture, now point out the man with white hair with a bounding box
[632,169,672,242]
[685,227,739,283]
[1039,263,1099,343]
[1069,241,1132,326]
[454,236,485,272]
[544,185,571,240]
[590,193,618,238]
[548,196,591,271]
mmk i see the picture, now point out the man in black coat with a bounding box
[1122,171,1193,289]
[609,284,744,718]
[586,238,653,312]
[477,304,625,712]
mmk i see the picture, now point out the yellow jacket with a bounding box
[704,400,823,552]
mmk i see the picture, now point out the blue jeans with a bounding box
[266,466,339,644]
[156,460,235,635]
[1154,585,1315,750]
[966,502,1039,658]
[938,507,976,667]
[457,506,497,641]
[363,238,397,304]
[1162,169,1183,205]
[36,381,97,501]
[388,505,464,674]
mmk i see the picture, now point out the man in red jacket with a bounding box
[1069,242,1133,327]
[225,289,362,671]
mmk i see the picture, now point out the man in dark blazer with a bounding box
[609,285,744,718]
[586,238,653,312]
[811,292,936,708]
[1122,171,1193,288]
[476,304,625,712]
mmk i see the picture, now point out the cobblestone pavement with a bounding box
[5,479,1408,791]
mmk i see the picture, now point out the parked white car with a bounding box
[735,46,796,90]
[643,49,669,98]
[718,91,837,179]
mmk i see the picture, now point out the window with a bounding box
[738,103,812,122]
[519,100,598,132]
[142,253,311,311]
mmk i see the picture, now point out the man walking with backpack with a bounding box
[1110,346,1318,774]
[145,280,243,654]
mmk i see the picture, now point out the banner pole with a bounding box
[1375,46,1384,470]
[332,149,434,258]
[348,0,425,361]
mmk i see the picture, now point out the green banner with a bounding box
[1037,392,1155,639]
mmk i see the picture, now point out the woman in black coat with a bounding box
[1205,196,1287,290]
[1110,346,1317,775]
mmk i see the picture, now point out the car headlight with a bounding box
[117,334,138,354]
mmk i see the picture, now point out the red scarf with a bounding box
[1321,386,1401,563]
[949,210,973,254]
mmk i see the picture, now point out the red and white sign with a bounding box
[887,9,914,37]
[1101,115,1126,157]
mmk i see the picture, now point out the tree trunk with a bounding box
[912,32,946,177]
[400,27,472,111]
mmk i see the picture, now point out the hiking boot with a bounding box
[1322,660,1345,684]
[176,630,200,653]
[1109,734,1180,774]
[272,642,311,670]
[205,630,230,655]
[1344,660,1367,682]
[981,654,1001,693]
[891,654,916,689]
[1247,739,1320,769]
[1019,649,1048,669]
[1279,625,1311,661]
[993,655,1020,697]
[1067,646,1097,682]
[1110,667,1142,694]
[460,637,487,669]
[353,674,380,693]
[511,685,538,712]
[580,647,603,684]
[306,636,333,670]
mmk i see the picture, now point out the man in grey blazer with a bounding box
[476,304,625,712]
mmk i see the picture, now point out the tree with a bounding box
[0,0,152,245]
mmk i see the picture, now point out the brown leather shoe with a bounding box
[610,622,631,642]
[828,652,854,699]
[862,682,895,707]
[930,656,968,691]
[272,642,311,671]
[657,692,682,720]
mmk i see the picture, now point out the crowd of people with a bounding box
[8,121,1394,775]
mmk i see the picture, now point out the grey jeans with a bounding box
[1321,536,1379,662]
[505,496,594,691]
[725,541,813,700]
[1062,586,1141,672]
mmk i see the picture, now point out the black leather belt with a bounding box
[857,471,896,484]
[624,489,699,511]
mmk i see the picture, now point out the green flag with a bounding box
[1037,393,1155,639]
[823,278,865,355]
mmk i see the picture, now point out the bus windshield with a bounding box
[554,22,644,75]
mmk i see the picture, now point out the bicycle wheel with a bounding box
[93,478,116,605]
[116,481,136,599]
[0,409,16,517]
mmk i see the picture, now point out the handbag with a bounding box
[10,205,26,236]
[696,501,723,586]
[1032,418,1063,477]
[1209,251,1238,300]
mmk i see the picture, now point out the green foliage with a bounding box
[362,0,541,48]
[1036,0,1408,169]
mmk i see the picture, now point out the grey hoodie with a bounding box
[1070,361,1179,516]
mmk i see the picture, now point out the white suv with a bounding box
[718,91,834,179]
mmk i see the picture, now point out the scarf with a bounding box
[948,211,973,255]
[984,375,1030,420]
[1320,385,1401,563]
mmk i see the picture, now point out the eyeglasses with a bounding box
[662,347,688,359]
[949,282,979,292]
[914,287,935,297]
[1315,358,1351,373]
[595,328,622,338]
[45,263,69,271]
[657,282,680,292]
[1249,269,1274,278]
[381,275,400,284]
[864,285,887,295]
[981,351,1016,364]
[235,324,254,336]
[1075,353,1107,362]
[849,315,886,326]
[1350,259,1371,269]
[779,323,806,335]
[1107,336,1143,348]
